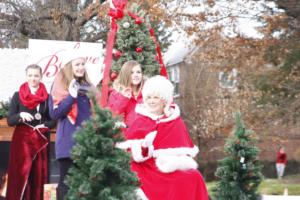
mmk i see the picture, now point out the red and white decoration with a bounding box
[100,0,168,107]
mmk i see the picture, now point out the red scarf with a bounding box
[19,83,48,109]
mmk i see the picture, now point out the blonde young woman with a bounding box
[108,60,144,132]
[48,50,94,200]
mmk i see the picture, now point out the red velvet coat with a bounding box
[6,126,49,200]
[116,104,209,200]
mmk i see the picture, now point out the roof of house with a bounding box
[163,34,196,66]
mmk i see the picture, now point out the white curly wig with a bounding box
[142,75,174,106]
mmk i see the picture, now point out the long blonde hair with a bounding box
[113,60,143,92]
[55,61,91,90]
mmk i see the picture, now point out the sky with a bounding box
[174,0,282,38]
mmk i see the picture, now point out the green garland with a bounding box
[0,101,10,119]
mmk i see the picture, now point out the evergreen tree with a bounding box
[215,112,263,200]
[111,3,162,77]
[65,98,139,200]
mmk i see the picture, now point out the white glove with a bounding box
[20,112,34,122]
[34,124,46,130]
[114,121,127,129]
[68,79,79,98]
[142,131,157,147]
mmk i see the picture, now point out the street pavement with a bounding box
[262,195,300,200]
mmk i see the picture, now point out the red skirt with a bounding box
[6,125,49,200]
[132,159,209,200]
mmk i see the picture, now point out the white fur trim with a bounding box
[115,131,157,150]
[152,145,199,158]
[115,140,147,162]
[131,140,150,162]
[135,104,180,123]
[135,188,148,200]
[155,155,198,173]
[142,131,157,147]
[115,131,157,162]
[115,139,142,150]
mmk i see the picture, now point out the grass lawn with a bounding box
[258,174,300,195]
[206,174,300,199]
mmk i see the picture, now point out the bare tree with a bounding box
[0,0,172,49]
[0,0,109,47]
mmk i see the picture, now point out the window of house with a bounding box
[218,68,238,91]
[167,65,180,96]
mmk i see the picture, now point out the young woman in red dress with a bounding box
[108,60,144,132]
[6,64,56,200]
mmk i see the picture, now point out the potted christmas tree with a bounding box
[65,99,139,200]
[0,101,9,123]
[214,112,263,200]
[0,100,14,141]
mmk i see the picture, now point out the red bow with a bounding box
[108,6,124,20]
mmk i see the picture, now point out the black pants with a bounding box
[57,158,73,200]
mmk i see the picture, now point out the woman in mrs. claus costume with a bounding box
[116,75,209,200]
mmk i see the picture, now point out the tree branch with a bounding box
[0,12,19,22]
[84,31,107,42]
[76,3,101,27]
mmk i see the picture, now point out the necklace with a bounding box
[34,112,42,120]
[34,101,45,121]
